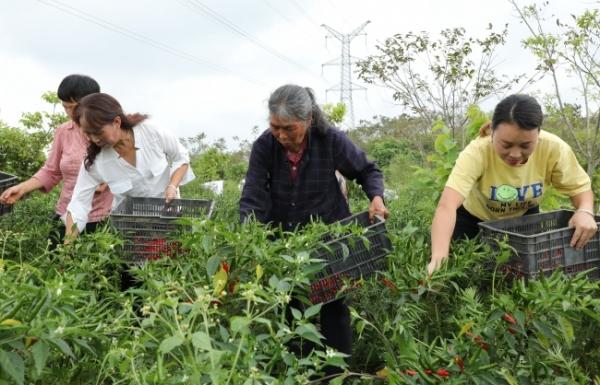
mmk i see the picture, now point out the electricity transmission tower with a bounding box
[321,21,370,129]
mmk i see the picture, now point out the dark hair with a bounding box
[268,84,329,134]
[492,94,543,131]
[74,93,148,170]
[57,74,100,102]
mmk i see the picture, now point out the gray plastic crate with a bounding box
[111,197,214,262]
[308,211,392,304]
[0,172,18,216]
[478,210,600,279]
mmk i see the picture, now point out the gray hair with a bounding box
[268,84,329,133]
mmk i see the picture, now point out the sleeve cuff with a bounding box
[31,173,56,193]
[66,201,89,233]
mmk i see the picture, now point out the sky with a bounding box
[0,0,593,148]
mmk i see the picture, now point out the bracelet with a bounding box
[576,208,596,217]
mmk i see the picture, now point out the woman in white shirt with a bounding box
[65,92,195,239]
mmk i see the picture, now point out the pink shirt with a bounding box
[33,121,112,222]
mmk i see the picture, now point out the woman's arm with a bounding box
[1,126,68,204]
[428,187,465,275]
[568,190,598,250]
[239,136,272,224]
[165,164,189,203]
[332,130,386,220]
[65,163,102,241]
[0,178,44,204]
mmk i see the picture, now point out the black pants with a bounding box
[453,205,540,241]
[287,297,352,376]
[48,214,104,250]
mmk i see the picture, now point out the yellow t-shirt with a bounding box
[445,130,591,221]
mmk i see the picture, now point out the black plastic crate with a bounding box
[308,211,392,304]
[0,172,18,216]
[110,197,214,262]
[479,210,600,279]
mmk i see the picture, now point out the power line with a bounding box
[288,0,322,29]
[179,0,322,80]
[325,0,351,29]
[36,0,264,86]
[261,0,296,25]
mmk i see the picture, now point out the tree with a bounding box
[19,91,68,146]
[322,102,346,126]
[0,121,48,179]
[348,114,433,159]
[0,92,67,179]
[356,26,523,147]
[512,1,600,180]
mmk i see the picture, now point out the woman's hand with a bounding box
[427,256,446,276]
[64,212,79,244]
[165,184,177,203]
[569,209,598,250]
[0,184,26,204]
[0,179,43,204]
[368,196,389,222]
[94,182,109,194]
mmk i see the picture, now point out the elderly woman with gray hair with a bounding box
[240,84,388,374]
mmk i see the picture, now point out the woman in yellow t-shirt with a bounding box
[427,94,597,275]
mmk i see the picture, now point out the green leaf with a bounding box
[532,319,555,341]
[32,341,50,376]
[304,303,322,319]
[295,324,323,346]
[340,243,350,260]
[202,235,213,254]
[500,369,518,385]
[159,335,184,354]
[219,325,230,342]
[0,349,24,385]
[487,308,505,323]
[557,316,574,347]
[206,255,221,277]
[330,375,346,385]
[191,331,212,351]
[48,338,75,359]
[230,316,250,335]
[291,308,302,321]
[268,275,279,289]
[276,280,291,293]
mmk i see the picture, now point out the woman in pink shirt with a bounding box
[0,74,113,244]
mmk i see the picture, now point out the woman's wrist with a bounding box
[431,254,448,262]
[576,208,595,217]
[166,184,177,190]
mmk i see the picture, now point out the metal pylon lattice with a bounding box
[322,21,370,129]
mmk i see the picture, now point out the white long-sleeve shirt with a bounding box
[67,122,195,231]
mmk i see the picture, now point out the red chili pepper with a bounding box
[465,332,488,350]
[404,369,417,376]
[424,369,433,375]
[381,278,398,291]
[221,261,230,273]
[454,356,464,372]
[502,313,517,325]
[507,327,516,335]
[227,279,239,294]
[436,368,450,377]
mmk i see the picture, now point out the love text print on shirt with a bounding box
[486,182,543,214]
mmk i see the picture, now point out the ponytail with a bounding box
[304,87,329,135]
[479,121,492,137]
